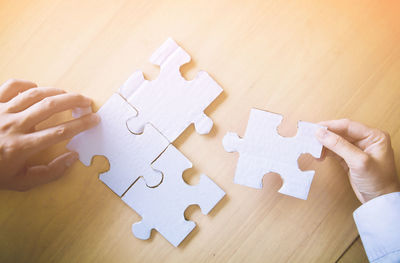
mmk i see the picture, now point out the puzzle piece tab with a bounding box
[223,108,325,200]
[119,38,223,143]
[122,145,225,247]
[67,93,169,196]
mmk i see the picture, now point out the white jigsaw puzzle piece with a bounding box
[67,93,169,196]
[223,108,326,200]
[119,38,223,142]
[118,71,144,102]
[122,145,225,247]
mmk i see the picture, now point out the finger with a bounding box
[5,87,65,113]
[356,128,391,154]
[316,128,368,168]
[318,119,372,142]
[12,152,78,191]
[22,113,99,156]
[0,79,37,102]
[19,93,92,129]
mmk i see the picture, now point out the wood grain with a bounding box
[338,237,369,263]
[1,0,399,262]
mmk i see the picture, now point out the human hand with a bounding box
[0,79,99,191]
[316,119,400,203]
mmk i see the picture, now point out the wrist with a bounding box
[364,183,400,203]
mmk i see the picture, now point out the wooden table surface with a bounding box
[1,0,399,262]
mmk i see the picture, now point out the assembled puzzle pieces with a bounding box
[67,38,225,246]
[120,38,223,143]
[122,145,225,247]
[67,93,169,196]
[223,108,325,200]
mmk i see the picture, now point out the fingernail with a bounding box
[66,152,79,167]
[316,128,328,139]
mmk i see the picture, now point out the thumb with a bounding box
[316,128,367,168]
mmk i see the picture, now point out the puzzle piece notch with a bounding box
[223,108,326,200]
[122,144,225,247]
[119,38,190,101]
[119,38,222,142]
[150,37,190,67]
[67,93,169,196]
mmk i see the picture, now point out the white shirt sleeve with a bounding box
[353,192,400,263]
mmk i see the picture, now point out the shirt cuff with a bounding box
[353,192,400,262]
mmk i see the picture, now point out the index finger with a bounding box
[318,119,372,142]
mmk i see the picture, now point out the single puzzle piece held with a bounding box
[67,93,169,196]
[122,144,225,247]
[119,38,223,143]
[223,108,326,200]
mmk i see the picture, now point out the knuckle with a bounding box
[375,129,392,147]
[9,89,41,108]
[381,130,391,141]
[330,134,342,148]
[371,128,389,141]
[3,101,17,113]
[72,93,86,101]
[71,93,89,104]
[52,88,65,94]
[26,87,41,99]
[354,153,371,170]
[41,96,56,109]
[54,126,67,137]
[0,140,21,160]
[12,113,30,129]
[0,116,16,132]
